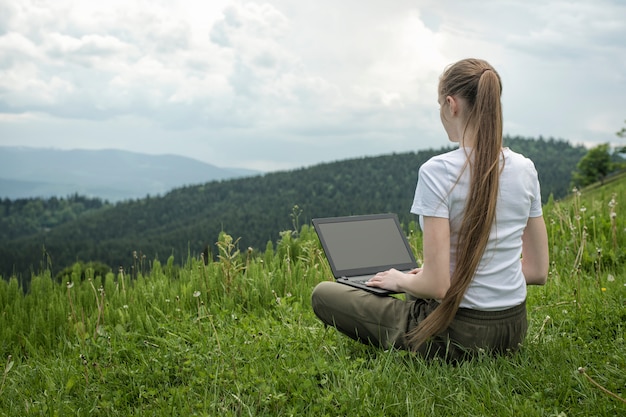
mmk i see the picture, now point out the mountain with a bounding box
[0,137,589,283]
[0,147,260,202]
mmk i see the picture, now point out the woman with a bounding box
[311,58,549,361]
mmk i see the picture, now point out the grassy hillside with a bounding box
[0,137,587,282]
[0,172,623,416]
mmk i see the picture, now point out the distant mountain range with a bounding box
[0,137,592,281]
[0,147,260,201]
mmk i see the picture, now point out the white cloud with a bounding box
[0,0,625,171]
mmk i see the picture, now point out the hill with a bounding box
[0,157,624,416]
[0,136,587,282]
[0,147,259,202]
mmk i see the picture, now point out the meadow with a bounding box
[0,177,624,416]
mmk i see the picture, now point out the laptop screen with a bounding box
[313,214,417,276]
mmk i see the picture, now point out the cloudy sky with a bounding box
[1,0,625,172]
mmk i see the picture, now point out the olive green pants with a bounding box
[311,281,527,361]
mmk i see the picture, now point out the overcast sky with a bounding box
[1,0,625,172]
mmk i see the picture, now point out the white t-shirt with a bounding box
[410,147,543,311]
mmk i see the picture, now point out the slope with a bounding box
[0,137,587,281]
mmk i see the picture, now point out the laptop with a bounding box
[312,213,419,295]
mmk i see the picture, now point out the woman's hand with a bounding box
[367,216,451,299]
[366,268,421,292]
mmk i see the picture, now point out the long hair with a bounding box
[408,58,503,349]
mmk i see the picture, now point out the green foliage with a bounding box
[54,261,112,284]
[571,143,616,188]
[0,178,624,415]
[0,137,586,281]
[0,194,108,241]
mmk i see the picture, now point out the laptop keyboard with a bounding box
[344,275,372,285]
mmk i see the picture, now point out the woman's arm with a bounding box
[367,216,451,299]
[521,215,549,285]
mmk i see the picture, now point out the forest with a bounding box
[0,136,588,284]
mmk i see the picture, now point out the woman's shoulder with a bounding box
[502,148,537,168]
[502,148,540,182]
[422,148,466,168]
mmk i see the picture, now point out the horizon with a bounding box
[0,135,588,175]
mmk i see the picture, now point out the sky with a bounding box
[0,0,625,172]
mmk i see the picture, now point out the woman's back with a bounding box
[412,147,542,310]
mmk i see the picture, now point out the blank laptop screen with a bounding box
[315,216,415,272]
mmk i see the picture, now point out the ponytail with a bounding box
[408,59,503,349]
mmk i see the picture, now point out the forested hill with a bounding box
[1,136,586,282]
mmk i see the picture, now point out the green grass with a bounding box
[0,181,625,416]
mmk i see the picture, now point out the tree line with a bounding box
[0,136,588,284]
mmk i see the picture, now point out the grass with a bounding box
[0,181,625,416]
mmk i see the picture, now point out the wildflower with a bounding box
[66,281,74,289]
[123,305,129,309]
[579,207,587,213]
[601,288,606,292]
[607,274,615,282]
[193,291,201,298]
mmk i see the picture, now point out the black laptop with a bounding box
[312,213,419,295]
